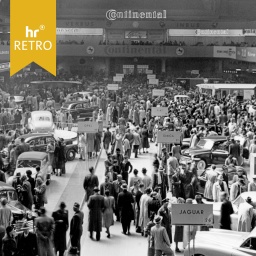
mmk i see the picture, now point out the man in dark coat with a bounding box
[220,192,234,230]
[102,127,112,152]
[16,223,38,256]
[112,106,118,127]
[83,166,99,201]
[26,170,35,196]
[152,167,169,200]
[52,202,69,256]
[16,137,30,157]
[229,138,240,163]
[87,187,105,241]
[19,175,33,210]
[100,176,115,197]
[117,183,134,235]
[113,175,125,221]
[70,202,84,255]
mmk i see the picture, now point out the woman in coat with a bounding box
[141,125,149,153]
[133,107,140,126]
[20,175,33,210]
[115,130,124,155]
[212,175,229,202]
[54,141,66,176]
[52,202,69,256]
[106,105,112,126]
[87,133,96,158]
[112,106,118,127]
[94,131,102,157]
[34,177,47,210]
[103,190,115,238]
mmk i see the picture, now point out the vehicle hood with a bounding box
[182,146,209,156]
[8,200,28,214]
[194,229,246,248]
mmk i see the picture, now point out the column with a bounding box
[161,58,166,73]
[105,57,110,77]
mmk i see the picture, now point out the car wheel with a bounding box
[67,149,76,161]
[197,159,207,171]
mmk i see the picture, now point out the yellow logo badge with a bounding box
[10,0,56,76]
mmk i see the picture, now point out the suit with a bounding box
[100,182,115,197]
[16,232,37,256]
[83,174,99,201]
[152,172,169,200]
[103,131,112,151]
[70,210,84,253]
[229,142,240,160]
[133,132,141,158]
[212,181,229,202]
[237,202,254,232]
[230,182,242,201]
[112,179,125,220]
[220,199,234,230]
[142,174,152,189]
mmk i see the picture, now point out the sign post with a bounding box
[172,204,213,256]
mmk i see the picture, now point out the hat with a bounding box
[117,174,122,178]
[237,167,244,172]
[162,147,166,151]
[154,215,163,224]
[60,202,66,209]
[93,187,100,192]
[195,195,202,200]
[252,175,256,179]
[162,198,169,203]
[217,175,224,181]
[121,183,128,190]
[186,198,193,204]
[74,202,80,208]
[151,192,157,198]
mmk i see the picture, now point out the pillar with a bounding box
[250,153,256,178]
[105,57,110,77]
[217,59,223,74]
[161,58,166,73]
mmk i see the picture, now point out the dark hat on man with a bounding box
[60,202,66,209]
[121,183,128,190]
[154,215,163,224]
[93,186,100,192]
[74,202,80,208]
[162,198,169,203]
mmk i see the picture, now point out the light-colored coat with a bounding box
[139,194,151,230]
[237,202,253,232]
[204,169,217,200]
[230,182,242,201]
[212,181,229,202]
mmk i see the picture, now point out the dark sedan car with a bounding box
[181,136,229,170]
[15,133,78,161]
[61,101,98,122]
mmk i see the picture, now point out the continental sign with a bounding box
[1,45,256,62]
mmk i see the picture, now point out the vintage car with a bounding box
[15,130,78,161]
[184,227,256,256]
[65,91,93,101]
[197,165,238,196]
[28,111,55,133]
[9,152,51,185]
[61,101,98,122]
[0,181,36,223]
[181,136,229,170]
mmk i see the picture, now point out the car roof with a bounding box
[0,181,15,191]
[18,152,47,160]
[17,133,53,140]
[200,136,227,141]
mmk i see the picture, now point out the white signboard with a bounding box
[113,76,123,82]
[146,69,153,74]
[77,122,99,133]
[151,107,168,116]
[149,78,159,85]
[116,73,124,78]
[147,74,156,79]
[172,204,213,225]
[157,131,181,144]
[152,89,165,97]
[107,84,119,91]
[244,90,254,100]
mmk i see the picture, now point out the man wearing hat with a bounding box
[70,202,84,254]
[83,166,99,201]
[230,177,244,201]
[150,215,173,256]
[113,175,126,221]
[213,175,229,202]
[16,222,38,256]
[87,187,105,241]
[237,197,254,232]
[220,192,234,230]
[248,175,256,191]
[232,167,248,191]
[229,138,240,165]
[52,202,69,256]
[2,226,16,256]
[117,184,134,235]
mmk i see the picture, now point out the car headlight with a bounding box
[72,140,78,145]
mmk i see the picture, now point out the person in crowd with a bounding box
[87,187,105,241]
[204,164,218,201]
[79,133,87,161]
[128,169,142,191]
[248,175,256,191]
[83,166,99,201]
[16,137,30,157]
[94,130,101,157]
[230,178,245,201]
[148,192,161,218]
[237,197,254,232]
[117,183,134,235]
[2,226,16,256]
[145,213,156,256]
[100,176,114,197]
[133,127,141,158]
[70,202,84,255]
[225,154,238,166]
[26,170,35,196]
[167,152,179,190]
[54,140,66,176]
[152,166,169,200]
[35,207,55,256]
[16,222,38,256]
[46,141,55,167]
[0,198,12,229]
[103,127,112,153]
[220,192,234,230]
[141,168,152,189]
[52,202,69,256]
[19,174,33,210]
[34,177,47,210]
[229,137,241,165]
[121,156,133,184]
[213,175,229,202]
[103,190,115,238]
[150,215,174,256]
[135,183,144,233]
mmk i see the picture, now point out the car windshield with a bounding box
[35,116,51,121]
[197,140,214,150]
[17,160,41,168]
[0,190,18,201]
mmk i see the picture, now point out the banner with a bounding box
[149,78,159,85]
[236,47,256,62]
[157,131,181,144]
[113,76,123,82]
[152,89,165,97]
[151,107,168,116]
[77,121,99,133]
[10,0,56,76]
[147,74,156,79]
[107,84,119,90]
[172,204,213,225]
[213,46,236,59]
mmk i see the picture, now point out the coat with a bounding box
[203,169,217,200]
[220,200,234,230]
[229,142,240,160]
[103,196,115,228]
[237,202,254,232]
[94,132,101,152]
[35,215,55,256]
[21,180,33,210]
[112,108,118,123]
[87,133,95,153]
[87,194,105,232]
[141,128,149,149]
[150,225,171,251]
[103,131,112,145]
[52,209,69,252]
[117,190,134,222]
[2,235,16,256]
[16,232,37,256]
[230,182,242,201]
[172,173,183,198]
[83,174,99,200]
[100,182,115,197]
[152,172,169,200]
[158,206,172,243]
[139,194,151,230]
[70,210,84,248]
[212,181,229,202]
